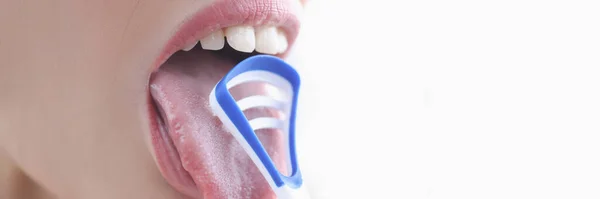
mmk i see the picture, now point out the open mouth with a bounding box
[145,0,301,198]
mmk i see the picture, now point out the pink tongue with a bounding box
[150,50,287,199]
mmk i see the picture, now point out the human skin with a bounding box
[0,0,306,198]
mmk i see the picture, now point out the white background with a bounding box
[288,0,600,198]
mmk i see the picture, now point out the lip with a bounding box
[150,0,302,74]
[144,0,302,198]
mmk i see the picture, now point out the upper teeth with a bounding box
[225,26,256,53]
[181,25,289,55]
[182,41,198,51]
[199,29,225,51]
[255,26,280,54]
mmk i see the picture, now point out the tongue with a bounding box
[150,50,287,199]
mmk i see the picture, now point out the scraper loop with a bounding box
[226,70,292,134]
[209,55,310,199]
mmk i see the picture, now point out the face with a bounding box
[0,0,306,198]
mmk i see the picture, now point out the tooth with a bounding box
[225,26,256,53]
[277,30,288,53]
[182,41,198,51]
[255,26,279,54]
[199,29,225,50]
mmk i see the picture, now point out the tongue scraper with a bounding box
[209,55,310,199]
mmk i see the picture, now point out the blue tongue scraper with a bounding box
[209,55,310,199]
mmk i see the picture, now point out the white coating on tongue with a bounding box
[150,51,286,199]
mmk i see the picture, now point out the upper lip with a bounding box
[150,0,302,74]
[144,0,302,198]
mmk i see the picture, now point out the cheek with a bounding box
[0,0,170,196]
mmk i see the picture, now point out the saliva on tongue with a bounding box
[150,47,289,199]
